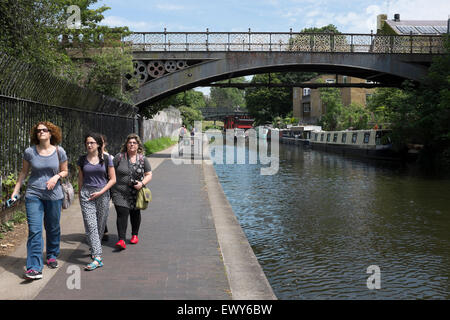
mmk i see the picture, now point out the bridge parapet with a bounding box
[124,31,444,54]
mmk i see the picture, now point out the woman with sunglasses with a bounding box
[77,133,116,271]
[111,134,152,250]
[11,122,68,280]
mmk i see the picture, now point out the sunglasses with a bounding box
[36,128,50,133]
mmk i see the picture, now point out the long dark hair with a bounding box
[84,132,104,165]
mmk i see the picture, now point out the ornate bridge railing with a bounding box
[124,31,445,54]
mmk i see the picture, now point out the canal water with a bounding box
[212,142,450,299]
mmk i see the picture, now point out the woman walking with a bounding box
[11,122,68,280]
[111,134,152,250]
[77,133,116,270]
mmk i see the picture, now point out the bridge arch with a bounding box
[132,51,434,110]
[127,31,443,110]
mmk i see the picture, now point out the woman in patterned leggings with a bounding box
[77,133,116,270]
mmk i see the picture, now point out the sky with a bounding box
[93,0,449,95]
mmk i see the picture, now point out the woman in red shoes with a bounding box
[111,134,152,250]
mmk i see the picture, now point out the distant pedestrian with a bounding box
[111,134,152,250]
[77,133,116,270]
[11,121,68,280]
[179,125,187,141]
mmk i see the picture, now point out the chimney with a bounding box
[394,13,400,22]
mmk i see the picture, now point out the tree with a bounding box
[245,73,291,125]
[0,0,134,101]
[209,77,247,109]
[146,90,207,124]
[367,36,450,172]
[318,87,344,130]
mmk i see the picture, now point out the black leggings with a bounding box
[115,205,141,240]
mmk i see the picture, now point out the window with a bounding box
[363,132,370,144]
[303,102,311,113]
[303,88,311,96]
[342,133,347,143]
[375,131,381,145]
[342,76,347,84]
[333,133,338,142]
[326,133,331,142]
[321,133,324,142]
[315,133,318,141]
[352,133,358,143]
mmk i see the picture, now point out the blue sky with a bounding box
[95,0,449,33]
[93,0,448,95]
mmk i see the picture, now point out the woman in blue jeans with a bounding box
[11,121,68,280]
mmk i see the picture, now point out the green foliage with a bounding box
[86,48,137,103]
[300,24,340,33]
[208,77,247,109]
[318,86,371,131]
[143,137,178,155]
[0,0,133,98]
[1,173,20,206]
[245,73,291,125]
[366,35,450,172]
[178,106,204,128]
[147,90,206,125]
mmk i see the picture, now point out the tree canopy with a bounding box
[0,0,134,101]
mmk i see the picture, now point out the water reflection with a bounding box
[213,143,450,299]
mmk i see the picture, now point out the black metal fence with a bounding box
[0,52,138,213]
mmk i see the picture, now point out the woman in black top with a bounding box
[111,134,152,250]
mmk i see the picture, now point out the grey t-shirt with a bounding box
[24,145,68,200]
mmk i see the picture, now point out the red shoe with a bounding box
[115,240,126,250]
[130,235,139,244]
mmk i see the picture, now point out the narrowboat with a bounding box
[310,129,398,161]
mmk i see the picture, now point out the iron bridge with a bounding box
[122,30,446,111]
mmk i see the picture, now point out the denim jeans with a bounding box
[25,197,62,272]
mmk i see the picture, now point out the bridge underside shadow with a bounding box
[131,51,435,111]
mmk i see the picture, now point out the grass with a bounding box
[143,136,178,155]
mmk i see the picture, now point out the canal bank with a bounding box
[0,145,275,300]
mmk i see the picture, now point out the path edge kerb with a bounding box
[201,144,277,300]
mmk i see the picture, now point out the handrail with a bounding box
[123,31,445,54]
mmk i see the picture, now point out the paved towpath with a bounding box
[0,146,230,299]
[0,144,276,300]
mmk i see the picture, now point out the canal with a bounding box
[212,142,450,299]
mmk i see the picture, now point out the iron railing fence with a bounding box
[0,52,136,117]
[0,52,138,212]
[124,31,445,54]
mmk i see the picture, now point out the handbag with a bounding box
[56,147,74,209]
[136,187,152,210]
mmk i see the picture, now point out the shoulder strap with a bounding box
[104,154,109,180]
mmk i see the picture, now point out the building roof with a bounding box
[385,19,448,35]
